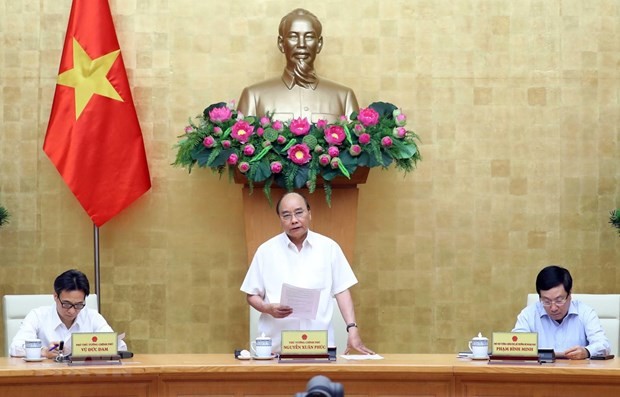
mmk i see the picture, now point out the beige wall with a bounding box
[0,0,619,356]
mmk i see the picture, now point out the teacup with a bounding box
[25,339,42,360]
[468,333,488,359]
[251,335,272,358]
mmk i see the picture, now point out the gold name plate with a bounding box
[71,332,118,357]
[492,332,538,357]
[281,330,328,356]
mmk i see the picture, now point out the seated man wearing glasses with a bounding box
[9,269,127,358]
[240,192,374,355]
[512,265,610,359]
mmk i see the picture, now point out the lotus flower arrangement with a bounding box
[173,101,421,204]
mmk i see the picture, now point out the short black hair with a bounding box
[54,269,90,297]
[536,265,572,295]
[275,192,311,215]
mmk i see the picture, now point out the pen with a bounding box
[49,341,64,352]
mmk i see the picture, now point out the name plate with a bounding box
[71,332,118,357]
[281,330,328,356]
[492,332,538,357]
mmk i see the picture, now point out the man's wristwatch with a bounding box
[346,322,358,332]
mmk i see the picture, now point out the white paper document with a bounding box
[280,283,321,320]
[340,354,384,360]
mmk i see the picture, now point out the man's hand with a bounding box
[265,303,293,318]
[344,327,375,355]
[41,341,61,359]
[563,346,589,360]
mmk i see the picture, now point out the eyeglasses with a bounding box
[540,296,569,307]
[60,300,86,310]
[280,209,306,222]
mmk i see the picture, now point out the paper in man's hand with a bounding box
[280,283,321,320]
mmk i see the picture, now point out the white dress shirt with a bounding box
[240,230,358,351]
[9,304,127,357]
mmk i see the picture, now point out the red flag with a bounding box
[44,0,151,227]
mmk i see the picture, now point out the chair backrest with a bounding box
[3,294,98,355]
[526,293,620,356]
[249,298,348,353]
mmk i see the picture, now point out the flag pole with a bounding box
[93,224,101,312]
[44,0,151,312]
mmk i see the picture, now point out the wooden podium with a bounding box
[236,167,369,264]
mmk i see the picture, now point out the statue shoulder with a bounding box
[317,77,355,94]
[241,77,284,92]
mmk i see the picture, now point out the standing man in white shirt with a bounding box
[10,269,127,358]
[512,265,610,359]
[240,192,374,355]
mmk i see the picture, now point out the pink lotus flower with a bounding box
[381,136,393,147]
[243,144,255,156]
[353,124,365,136]
[289,117,311,136]
[327,146,340,157]
[359,133,371,145]
[221,140,231,149]
[260,116,271,127]
[393,127,407,138]
[395,112,407,127]
[256,127,264,136]
[349,144,362,156]
[314,145,324,154]
[318,154,331,166]
[238,161,250,173]
[231,120,254,143]
[213,126,223,136]
[287,144,311,165]
[262,140,271,148]
[227,153,238,165]
[339,115,348,122]
[316,119,328,130]
[324,125,346,145]
[270,161,283,173]
[208,106,232,123]
[330,158,340,169]
[184,125,193,133]
[277,135,286,144]
[272,120,283,131]
[203,136,216,148]
[357,107,380,127]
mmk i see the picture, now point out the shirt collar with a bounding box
[51,305,64,329]
[281,69,319,90]
[52,305,85,331]
[280,229,315,250]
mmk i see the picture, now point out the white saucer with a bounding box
[471,356,489,361]
[23,357,45,362]
[252,353,277,360]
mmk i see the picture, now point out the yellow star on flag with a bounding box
[57,38,123,119]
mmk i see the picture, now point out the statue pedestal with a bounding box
[238,168,369,264]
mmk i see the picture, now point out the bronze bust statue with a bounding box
[237,8,359,123]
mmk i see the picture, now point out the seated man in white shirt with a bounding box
[512,265,610,359]
[9,269,127,358]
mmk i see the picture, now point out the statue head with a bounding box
[277,9,323,88]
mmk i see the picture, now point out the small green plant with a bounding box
[610,209,620,236]
[0,206,9,228]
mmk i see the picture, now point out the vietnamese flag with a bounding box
[44,0,151,227]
